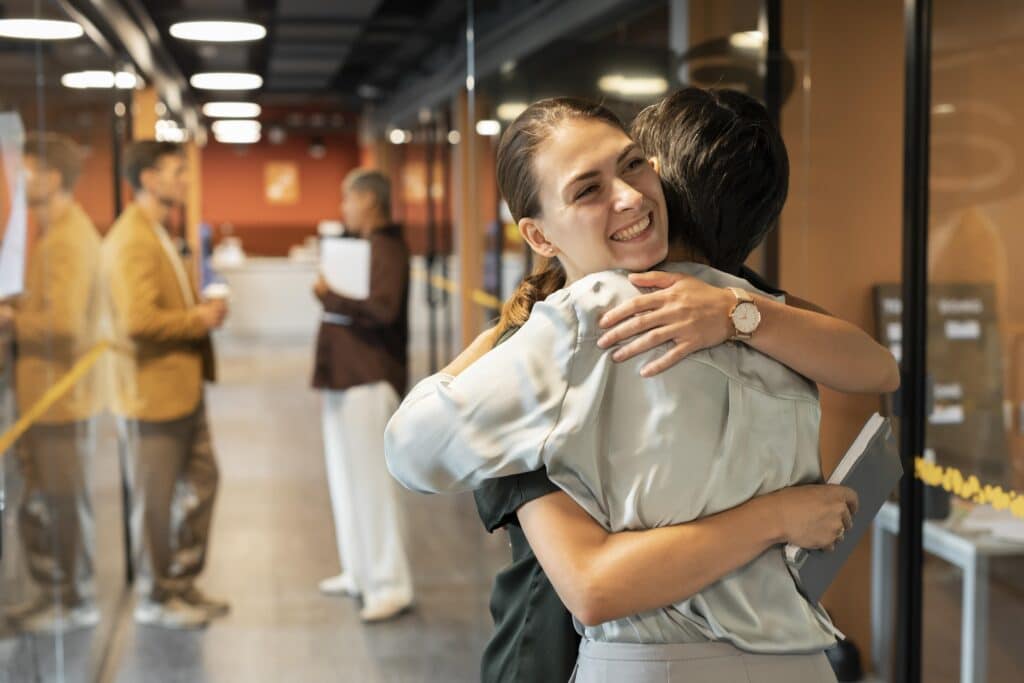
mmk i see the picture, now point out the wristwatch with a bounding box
[728,287,762,341]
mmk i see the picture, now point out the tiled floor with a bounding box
[104,337,507,683]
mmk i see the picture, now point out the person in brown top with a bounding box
[312,169,413,622]
[1,133,102,633]
[102,141,228,630]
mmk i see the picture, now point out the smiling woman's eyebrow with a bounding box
[566,143,640,187]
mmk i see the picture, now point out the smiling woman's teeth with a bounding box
[611,216,651,242]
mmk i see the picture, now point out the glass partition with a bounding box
[0,2,128,680]
[916,1,1024,681]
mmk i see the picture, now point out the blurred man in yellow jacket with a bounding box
[2,133,102,633]
[102,141,227,630]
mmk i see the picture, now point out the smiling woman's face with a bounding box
[519,118,669,284]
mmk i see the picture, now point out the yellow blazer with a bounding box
[101,203,214,422]
[14,202,102,424]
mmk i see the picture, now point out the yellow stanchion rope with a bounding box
[411,266,504,311]
[0,340,111,455]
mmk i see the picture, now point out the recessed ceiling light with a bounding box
[496,102,528,121]
[202,102,261,118]
[447,130,461,145]
[388,129,411,145]
[729,30,765,49]
[191,72,263,91]
[170,20,266,43]
[212,119,261,144]
[61,70,139,89]
[475,120,501,136]
[155,120,187,143]
[597,74,668,97]
[0,18,84,41]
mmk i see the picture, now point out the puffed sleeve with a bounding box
[384,292,578,494]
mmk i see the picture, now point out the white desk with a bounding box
[216,258,321,339]
[871,500,1024,683]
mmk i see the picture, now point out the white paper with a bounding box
[960,505,1024,544]
[320,237,370,300]
[0,113,27,298]
[929,404,965,425]
[945,319,981,340]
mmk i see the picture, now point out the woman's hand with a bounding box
[764,484,859,551]
[597,271,734,377]
[313,275,329,300]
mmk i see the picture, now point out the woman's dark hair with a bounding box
[494,98,627,339]
[631,87,789,274]
[123,140,184,192]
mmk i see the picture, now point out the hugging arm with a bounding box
[518,485,858,627]
[598,271,899,393]
[384,298,577,494]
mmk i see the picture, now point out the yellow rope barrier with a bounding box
[0,341,111,455]
[915,457,1024,519]
[412,267,504,311]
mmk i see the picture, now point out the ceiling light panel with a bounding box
[202,102,261,118]
[191,72,263,90]
[170,21,267,43]
[0,19,84,40]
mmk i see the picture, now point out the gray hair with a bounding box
[343,169,391,218]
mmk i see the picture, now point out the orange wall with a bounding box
[778,0,904,665]
[200,132,360,254]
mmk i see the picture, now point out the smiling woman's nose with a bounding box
[611,178,645,211]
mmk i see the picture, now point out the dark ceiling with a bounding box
[133,0,486,109]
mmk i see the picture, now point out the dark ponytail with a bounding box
[494,98,625,340]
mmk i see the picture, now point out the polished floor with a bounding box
[102,337,507,683]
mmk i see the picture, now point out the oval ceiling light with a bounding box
[170,20,266,43]
[597,74,669,97]
[0,18,84,40]
[729,30,765,49]
[212,119,261,144]
[62,70,139,89]
[114,71,139,89]
[496,102,528,121]
[202,101,261,118]
[475,120,501,136]
[190,72,263,91]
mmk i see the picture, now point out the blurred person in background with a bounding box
[102,141,228,630]
[312,169,414,622]
[1,133,102,633]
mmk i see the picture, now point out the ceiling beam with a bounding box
[371,0,655,128]
[66,0,201,133]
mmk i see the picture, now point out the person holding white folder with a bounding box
[312,169,413,622]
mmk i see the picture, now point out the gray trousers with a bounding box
[118,402,219,601]
[571,641,838,683]
[15,421,96,606]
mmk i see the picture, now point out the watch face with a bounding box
[733,302,761,334]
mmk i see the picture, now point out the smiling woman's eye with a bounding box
[575,184,599,201]
[625,157,646,171]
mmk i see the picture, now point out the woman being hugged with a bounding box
[386,97,868,682]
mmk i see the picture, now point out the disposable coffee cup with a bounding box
[202,282,231,303]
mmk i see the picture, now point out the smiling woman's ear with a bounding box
[519,217,559,257]
[649,156,661,174]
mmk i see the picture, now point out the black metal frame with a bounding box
[896,1,931,682]
[760,0,782,286]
